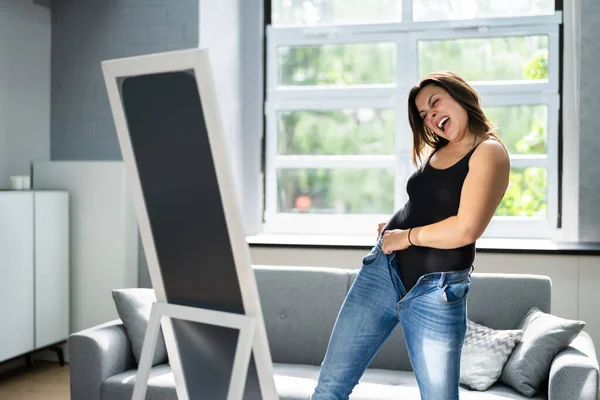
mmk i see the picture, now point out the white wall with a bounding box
[199,0,244,210]
[250,247,600,361]
[0,1,50,188]
[33,161,139,333]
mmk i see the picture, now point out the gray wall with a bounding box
[578,0,600,241]
[50,0,199,160]
[0,1,51,189]
[50,0,200,289]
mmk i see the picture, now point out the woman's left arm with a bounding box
[382,140,510,253]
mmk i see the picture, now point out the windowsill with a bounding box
[246,234,600,255]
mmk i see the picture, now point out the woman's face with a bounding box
[414,84,470,143]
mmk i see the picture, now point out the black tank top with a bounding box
[383,143,480,292]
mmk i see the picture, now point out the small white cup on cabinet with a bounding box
[9,176,23,190]
[9,175,31,190]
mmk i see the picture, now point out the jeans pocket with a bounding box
[439,280,471,304]
[361,246,381,268]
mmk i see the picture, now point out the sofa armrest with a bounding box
[69,319,136,400]
[548,331,599,400]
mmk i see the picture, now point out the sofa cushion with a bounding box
[253,266,351,366]
[112,288,168,367]
[102,363,541,400]
[460,320,524,391]
[499,307,586,397]
[275,363,545,399]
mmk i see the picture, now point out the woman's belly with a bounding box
[395,243,475,292]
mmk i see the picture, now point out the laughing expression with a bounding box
[415,84,470,143]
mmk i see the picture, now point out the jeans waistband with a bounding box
[375,236,472,287]
[419,267,472,287]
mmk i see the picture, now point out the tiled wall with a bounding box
[50,0,199,160]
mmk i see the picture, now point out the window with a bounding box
[265,0,562,238]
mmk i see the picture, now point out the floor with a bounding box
[0,361,69,400]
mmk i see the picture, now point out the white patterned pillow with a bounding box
[460,320,524,391]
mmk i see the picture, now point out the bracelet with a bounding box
[408,228,415,246]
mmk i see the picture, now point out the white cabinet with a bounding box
[0,191,69,363]
[0,192,34,362]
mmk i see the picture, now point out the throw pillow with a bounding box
[460,320,524,391]
[112,288,169,367]
[499,307,586,397]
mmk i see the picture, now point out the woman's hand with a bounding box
[377,222,387,238]
[381,229,411,254]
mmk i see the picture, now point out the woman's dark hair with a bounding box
[407,71,502,167]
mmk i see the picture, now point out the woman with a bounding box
[311,71,510,400]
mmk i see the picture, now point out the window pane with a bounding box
[278,43,395,87]
[272,0,402,27]
[413,0,554,21]
[278,109,395,155]
[496,167,547,217]
[278,168,395,214]
[418,35,548,82]
[484,105,547,154]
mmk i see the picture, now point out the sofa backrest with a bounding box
[254,265,352,366]
[467,273,551,329]
[253,265,552,371]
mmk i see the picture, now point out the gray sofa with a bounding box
[70,265,599,400]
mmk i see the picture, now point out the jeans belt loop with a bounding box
[438,272,446,288]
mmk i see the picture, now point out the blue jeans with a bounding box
[311,238,472,400]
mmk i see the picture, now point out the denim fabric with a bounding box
[311,238,472,400]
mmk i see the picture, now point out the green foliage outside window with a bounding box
[494,48,548,217]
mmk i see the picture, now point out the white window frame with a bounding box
[264,7,562,239]
[477,93,560,238]
[264,97,406,236]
